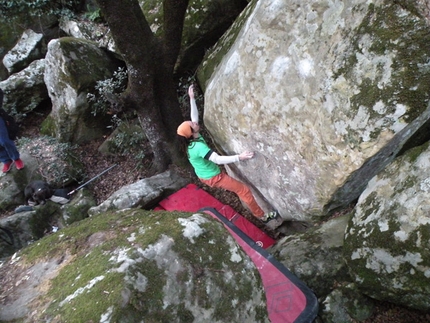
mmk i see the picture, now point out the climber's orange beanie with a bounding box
[177,121,193,138]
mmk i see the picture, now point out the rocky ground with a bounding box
[3,106,430,323]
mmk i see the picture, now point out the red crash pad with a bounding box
[154,184,319,323]
[155,183,275,248]
[203,207,318,323]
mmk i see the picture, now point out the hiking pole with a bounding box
[68,164,118,195]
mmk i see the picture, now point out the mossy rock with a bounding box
[7,209,269,322]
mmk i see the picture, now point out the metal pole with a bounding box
[68,164,118,195]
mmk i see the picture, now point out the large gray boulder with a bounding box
[199,0,430,221]
[43,37,121,143]
[343,141,430,311]
[59,18,117,54]
[88,170,189,216]
[0,209,269,322]
[270,214,351,298]
[2,29,46,75]
[0,59,48,114]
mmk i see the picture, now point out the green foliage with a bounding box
[83,4,103,22]
[108,120,147,161]
[87,67,128,117]
[0,0,80,20]
[87,67,147,166]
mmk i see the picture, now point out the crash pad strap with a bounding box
[201,207,319,323]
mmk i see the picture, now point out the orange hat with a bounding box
[177,121,193,138]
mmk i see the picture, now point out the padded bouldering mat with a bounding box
[154,184,319,323]
[155,183,275,248]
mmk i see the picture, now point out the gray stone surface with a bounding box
[200,0,430,221]
[344,142,430,311]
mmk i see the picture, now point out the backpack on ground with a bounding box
[0,108,20,140]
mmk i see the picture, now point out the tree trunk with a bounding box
[96,0,188,173]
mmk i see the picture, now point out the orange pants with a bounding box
[200,172,264,218]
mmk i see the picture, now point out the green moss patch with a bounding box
[335,3,430,144]
[18,209,265,322]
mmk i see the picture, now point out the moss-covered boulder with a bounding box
[0,201,62,258]
[344,142,430,311]
[270,214,351,298]
[43,37,121,144]
[0,209,269,322]
[97,121,147,157]
[320,283,375,323]
[60,189,96,226]
[0,59,49,115]
[2,29,46,74]
[198,0,430,222]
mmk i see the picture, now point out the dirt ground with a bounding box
[2,106,430,323]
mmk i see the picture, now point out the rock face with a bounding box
[2,29,46,74]
[88,170,189,216]
[44,37,120,143]
[343,141,430,311]
[3,1,430,320]
[271,214,351,298]
[0,209,268,323]
[0,59,48,114]
[200,0,430,221]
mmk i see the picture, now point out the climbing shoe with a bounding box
[260,211,280,224]
[261,211,284,229]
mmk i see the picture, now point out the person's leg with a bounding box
[0,147,11,163]
[200,172,265,218]
[0,117,20,161]
[0,147,13,172]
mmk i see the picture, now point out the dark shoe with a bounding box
[15,158,24,170]
[2,161,13,173]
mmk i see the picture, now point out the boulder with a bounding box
[344,141,430,311]
[0,59,48,114]
[97,121,147,157]
[0,202,62,258]
[270,214,351,298]
[43,37,121,143]
[2,29,46,75]
[199,0,430,221]
[59,189,97,226]
[59,18,118,54]
[320,283,375,323]
[0,209,268,322]
[88,170,189,216]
